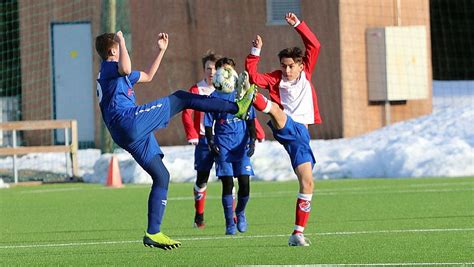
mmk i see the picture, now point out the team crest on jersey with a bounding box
[299,201,311,212]
[127,88,134,96]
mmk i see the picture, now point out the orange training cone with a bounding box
[106,156,123,188]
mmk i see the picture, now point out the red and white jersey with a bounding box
[181,79,215,143]
[245,21,322,125]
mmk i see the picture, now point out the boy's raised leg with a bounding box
[168,90,255,120]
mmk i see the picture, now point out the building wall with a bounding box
[302,0,343,139]
[129,0,343,144]
[130,0,431,144]
[17,0,432,147]
[339,0,432,137]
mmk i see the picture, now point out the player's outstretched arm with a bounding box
[139,33,169,83]
[286,13,320,73]
[115,31,132,76]
[285,12,300,27]
[252,34,263,50]
[245,35,278,88]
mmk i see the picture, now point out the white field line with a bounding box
[19,187,474,200]
[165,188,474,201]
[19,187,82,194]
[0,227,472,249]
[18,181,474,195]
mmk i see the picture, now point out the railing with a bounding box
[0,120,78,183]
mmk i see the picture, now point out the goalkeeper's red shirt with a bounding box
[245,21,322,125]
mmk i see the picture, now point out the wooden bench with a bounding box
[0,120,78,183]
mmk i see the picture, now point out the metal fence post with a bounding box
[12,129,18,183]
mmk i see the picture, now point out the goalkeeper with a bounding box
[184,55,266,230]
[204,57,258,235]
[95,31,255,250]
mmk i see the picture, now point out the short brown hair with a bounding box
[95,33,116,60]
[201,51,219,69]
[215,57,236,69]
[278,47,303,64]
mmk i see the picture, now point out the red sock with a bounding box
[194,185,207,215]
[253,93,271,113]
[293,193,312,235]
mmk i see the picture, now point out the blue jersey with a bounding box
[96,60,170,158]
[96,61,140,126]
[204,91,255,161]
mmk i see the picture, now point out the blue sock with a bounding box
[222,194,234,226]
[235,196,249,216]
[141,155,170,234]
[168,90,238,117]
[147,186,167,234]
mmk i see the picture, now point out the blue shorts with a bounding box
[215,156,254,177]
[267,116,315,169]
[194,137,214,172]
[109,96,171,163]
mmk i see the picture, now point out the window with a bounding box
[266,0,301,25]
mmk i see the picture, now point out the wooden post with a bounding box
[70,120,79,178]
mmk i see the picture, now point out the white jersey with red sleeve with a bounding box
[181,79,215,143]
[245,21,322,125]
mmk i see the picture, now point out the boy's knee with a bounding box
[151,169,170,189]
[148,155,170,189]
[237,175,250,197]
[303,179,313,189]
[299,177,313,193]
[196,171,210,188]
[220,176,234,195]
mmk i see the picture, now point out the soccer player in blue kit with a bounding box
[205,58,257,235]
[95,31,255,250]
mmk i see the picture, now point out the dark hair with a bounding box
[201,51,219,69]
[95,33,116,60]
[278,47,303,64]
[215,57,236,69]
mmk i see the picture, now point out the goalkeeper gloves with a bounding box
[247,138,256,157]
[205,126,220,156]
[208,139,220,156]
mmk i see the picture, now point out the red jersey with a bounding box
[181,80,215,143]
[245,21,322,125]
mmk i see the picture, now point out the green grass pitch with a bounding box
[0,177,473,265]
